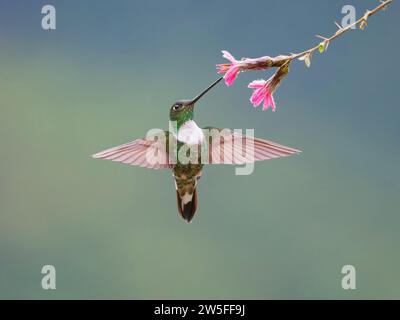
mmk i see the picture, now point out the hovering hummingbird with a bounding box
[92,77,300,223]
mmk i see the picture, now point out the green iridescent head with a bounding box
[169,77,223,128]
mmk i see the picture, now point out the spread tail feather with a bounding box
[176,189,198,223]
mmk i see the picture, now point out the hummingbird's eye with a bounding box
[172,103,182,111]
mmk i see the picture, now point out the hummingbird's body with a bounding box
[92,77,301,223]
[172,111,205,221]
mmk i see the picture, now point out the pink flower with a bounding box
[247,64,289,111]
[248,79,276,111]
[216,50,240,86]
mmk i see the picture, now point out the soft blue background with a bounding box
[0,0,399,299]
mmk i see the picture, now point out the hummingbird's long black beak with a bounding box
[190,76,223,105]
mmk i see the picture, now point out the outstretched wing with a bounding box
[92,131,174,169]
[203,127,301,164]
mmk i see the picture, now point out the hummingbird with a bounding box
[92,77,300,223]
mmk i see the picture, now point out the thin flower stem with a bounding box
[290,0,393,61]
[216,0,393,111]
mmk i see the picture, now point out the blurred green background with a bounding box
[0,0,399,299]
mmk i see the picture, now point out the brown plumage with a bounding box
[173,163,202,223]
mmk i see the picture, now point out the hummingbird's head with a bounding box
[169,77,223,127]
[169,99,195,126]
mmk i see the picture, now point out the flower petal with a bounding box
[250,94,262,107]
[262,93,271,111]
[224,66,240,86]
[221,50,237,63]
[270,94,276,111]
[253,87,266,103]
[216,63,230,74]
[250,88,266,107]
[249,91,259,106]
[248,79,267,89]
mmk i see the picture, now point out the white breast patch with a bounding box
[176,120,204,145]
